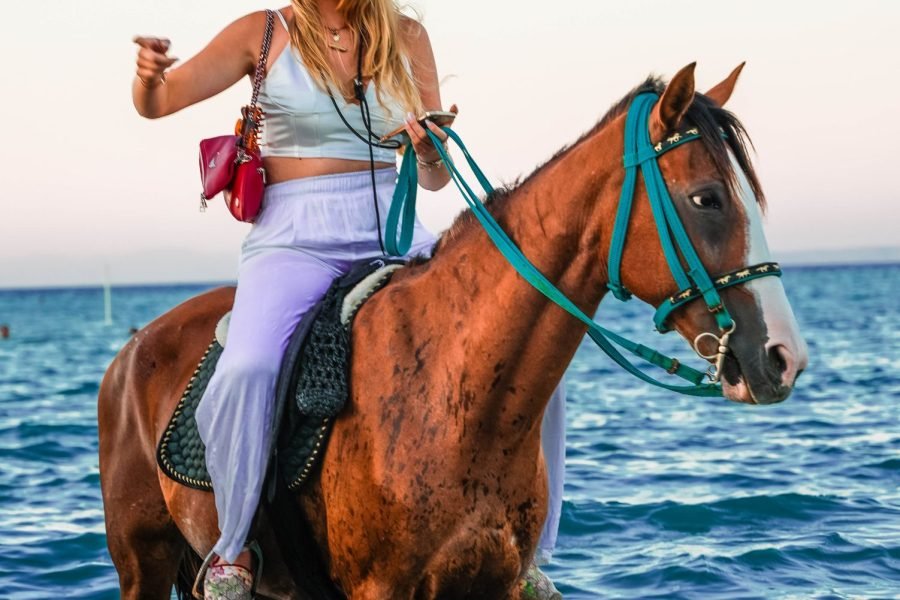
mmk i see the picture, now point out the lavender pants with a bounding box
[195,168,565,564]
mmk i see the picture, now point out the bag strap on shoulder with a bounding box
[240,10,275,148]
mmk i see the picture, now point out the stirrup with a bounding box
[191,540,264,599]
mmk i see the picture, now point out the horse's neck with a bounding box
[419,123,622,441]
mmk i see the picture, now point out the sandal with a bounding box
[203,563,253,600]
[519,561,563,600]
[192,540,264,600]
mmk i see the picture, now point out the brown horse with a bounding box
[99,63,808,599]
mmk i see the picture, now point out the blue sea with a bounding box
[0,264,898,599]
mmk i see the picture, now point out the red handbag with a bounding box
[198,10,274,222]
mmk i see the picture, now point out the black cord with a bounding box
[325,39,403,255]
[327,92,401,151]
[360,94,386,254]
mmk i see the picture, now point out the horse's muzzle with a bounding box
[720,346,804,405]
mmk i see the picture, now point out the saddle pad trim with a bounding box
[340,264,404,325]
[286,420,330,491]
[215,312,231,347]
[156,341,216,491]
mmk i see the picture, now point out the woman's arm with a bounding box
[400,19,452,192]
[132,12,269,119]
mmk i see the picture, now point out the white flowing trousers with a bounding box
[195,168,565,564]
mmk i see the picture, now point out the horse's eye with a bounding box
[690,193,721,210]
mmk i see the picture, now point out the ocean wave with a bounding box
[2,267,899,598]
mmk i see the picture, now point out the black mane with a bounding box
[428,75,764,257]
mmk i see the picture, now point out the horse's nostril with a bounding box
[767,344,801,388]
[768,345,787,374]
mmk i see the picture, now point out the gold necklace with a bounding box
[325,24,348,52]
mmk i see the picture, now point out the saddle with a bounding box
[156,257,406,492]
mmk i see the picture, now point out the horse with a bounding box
[98,63,809,599]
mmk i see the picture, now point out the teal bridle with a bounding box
[606,92,782,383]
[385,92,782,397]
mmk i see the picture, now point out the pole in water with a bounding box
[103,265,113,325]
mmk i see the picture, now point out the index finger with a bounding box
[132,36,171,53]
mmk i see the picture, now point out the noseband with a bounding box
[605,93,782,382]
[385,93,781,396]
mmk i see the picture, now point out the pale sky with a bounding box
[1,1,898,287]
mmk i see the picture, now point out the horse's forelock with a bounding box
[687,95,766,212]
[598,79,766,212]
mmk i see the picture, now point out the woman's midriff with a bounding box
[264,156,395,184]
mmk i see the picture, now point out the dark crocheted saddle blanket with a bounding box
[157,257,406,492]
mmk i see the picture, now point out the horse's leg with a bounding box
[103,494,187,599]
[99,288,236,598]
[99,363,187,598]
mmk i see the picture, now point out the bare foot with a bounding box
[234,549,252,571]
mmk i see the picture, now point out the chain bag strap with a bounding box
[237,9,275,154]
[199,9,275,222]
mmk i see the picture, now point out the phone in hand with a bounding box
[380,110,457,142]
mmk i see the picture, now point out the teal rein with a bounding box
[384,93,781,397]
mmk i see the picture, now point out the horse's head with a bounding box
[608,63,808,405]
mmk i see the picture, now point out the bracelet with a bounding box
[139,72,167,89]
[417,142,448,170]
[416,156,444,170]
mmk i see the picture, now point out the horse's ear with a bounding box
[653,62,696,133]
[705,62,746,107]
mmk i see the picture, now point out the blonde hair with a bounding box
[287,0,424,117]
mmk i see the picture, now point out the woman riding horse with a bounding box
[129,0,565,597]
[106,14,808,596]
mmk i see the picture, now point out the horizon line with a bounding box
[1,259,898,293]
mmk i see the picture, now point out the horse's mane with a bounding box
[418,75,764,261]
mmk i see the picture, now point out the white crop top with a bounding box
[257,11,406,163]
